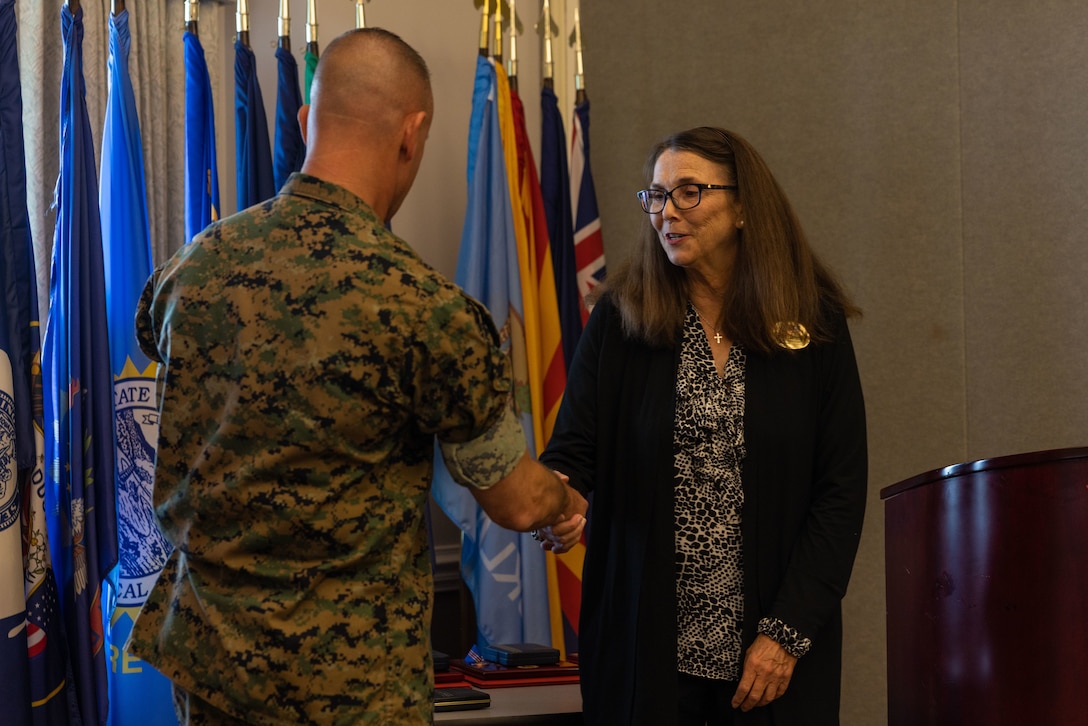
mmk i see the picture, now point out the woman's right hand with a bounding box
[535,474,587,553]
[535,512,586,554]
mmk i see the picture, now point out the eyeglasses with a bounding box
[636,183,737,214]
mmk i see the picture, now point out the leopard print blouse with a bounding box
[675,303,747,681]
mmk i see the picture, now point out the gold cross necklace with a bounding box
[691,304,723,345]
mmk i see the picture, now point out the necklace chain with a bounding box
[691,303,724,345]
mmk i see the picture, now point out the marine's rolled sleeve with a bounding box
[439,403,524,490]
[412,290,527,490]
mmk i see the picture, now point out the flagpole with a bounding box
[67,0,80,12]
[306,0,319,56]
[538,0,568,655]
[478,0,490,57]
[492,0,503,63]
[278,0,290,51]
[355,0,366,29]
[506,0,518,91]
[112,0,125,14]
[185,0,199,36]
[573,6,586,104]
[274,0,306,188]
[541,0,554,89]
[237,0,250,48]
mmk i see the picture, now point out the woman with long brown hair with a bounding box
[539,127,867,725]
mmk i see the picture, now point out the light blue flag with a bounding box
[431,56,550,651]
[44,6,119,724]
[99,10,175,725]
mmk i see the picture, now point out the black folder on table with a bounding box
[434,686,491,712]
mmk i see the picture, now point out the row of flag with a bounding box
[2,2,119,725]
[1,3,606,726]
[197,0,315,231]
[432,1,606,661]
[2,2,322,724]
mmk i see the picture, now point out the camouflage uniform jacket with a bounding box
[130,174,525,724]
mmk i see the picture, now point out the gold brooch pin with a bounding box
[774,321,810,350]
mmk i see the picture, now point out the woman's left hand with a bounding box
[731,634,797,711]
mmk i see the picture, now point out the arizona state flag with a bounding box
[508,88,565,444]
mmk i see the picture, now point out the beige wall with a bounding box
[229,2,1088,723]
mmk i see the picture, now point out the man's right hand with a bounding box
[469,452,581,533]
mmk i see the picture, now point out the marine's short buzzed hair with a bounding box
[311,28,433,124]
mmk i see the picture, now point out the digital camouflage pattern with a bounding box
[130,174,526,725]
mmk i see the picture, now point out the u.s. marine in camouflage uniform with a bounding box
[129,28,586,726]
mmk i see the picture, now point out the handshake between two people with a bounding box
[468,452,588,555]
[531,470,587,555]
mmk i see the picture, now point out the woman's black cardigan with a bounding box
[540,295,868,725]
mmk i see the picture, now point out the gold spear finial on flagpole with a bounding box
[306,0,319,51]
[278,0,291,50]
[507,0,518,88]
[541,0,554,85]
[236,0,250,46]
[492,0,503,63]
[478,0,490,56]
[573,6,586,102]
[185,0,199,35]
[355,0,367,29]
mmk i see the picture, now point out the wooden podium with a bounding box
[881,447,1088,726]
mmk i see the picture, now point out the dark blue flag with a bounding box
[99,10,175,725]
[273,46,305,190]
[0,0,36,474]
[184,30,220,245]
[540,85,581,370]
[42,6,119,725]
[235,39,275,210]
[1,1,69,723]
